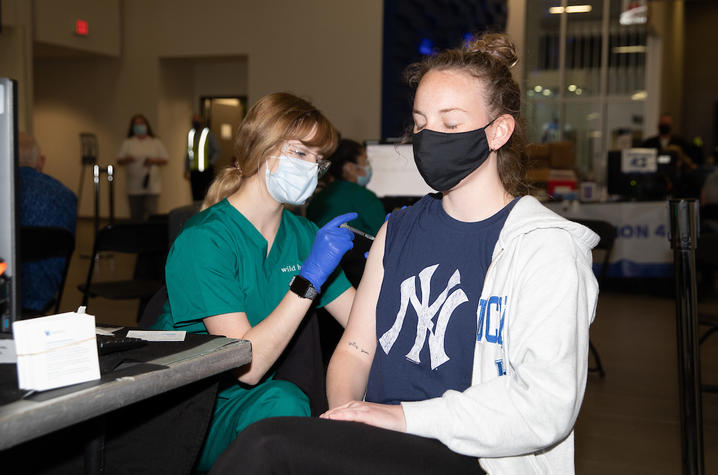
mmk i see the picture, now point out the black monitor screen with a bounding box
[607,149,675,201]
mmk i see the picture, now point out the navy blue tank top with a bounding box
[365,194,516,404]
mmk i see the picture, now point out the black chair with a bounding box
[168,203,201,245]
[570,218,617,378]
[20,226,75,316]
[79,221,168,320]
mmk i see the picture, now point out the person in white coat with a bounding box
[208,32,599,475]
[117,114,169,221]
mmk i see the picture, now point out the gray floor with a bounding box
[60,219,718,474]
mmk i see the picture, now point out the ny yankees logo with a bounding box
[379,264,468,369]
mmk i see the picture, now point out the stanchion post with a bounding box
[667,199,704,475]
[93,165,101,234]
[106,165,114,226]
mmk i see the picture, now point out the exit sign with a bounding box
[75,19,89,36]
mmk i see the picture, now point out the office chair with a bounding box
[20,226,75,316]
[570,218,617,378]
[79,221,168,320]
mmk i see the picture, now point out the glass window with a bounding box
[524,0,648,186]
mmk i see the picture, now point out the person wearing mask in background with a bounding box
[185,113,221,203]
[641,113,689,155]
[209,33,599,475]
[152,92,357,471]
[116,114,169,221]
[17,132,77,314]
[642,113,702,196]
[307,138,386,240]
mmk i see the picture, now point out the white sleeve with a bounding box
[155,139,169,159]
[401,229,598,458]
[116,139,130,159]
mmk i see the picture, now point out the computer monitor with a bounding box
[364,141,434,198]
[606,148,675,201]
[0,78,19,333]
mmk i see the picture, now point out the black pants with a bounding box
[191,167,215,202]
[208,417,485,475]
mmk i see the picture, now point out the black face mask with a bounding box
[658,124,671,135]
[192,121,202,130]
[412,120,495,191]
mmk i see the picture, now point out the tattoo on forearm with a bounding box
[348,341,369,355]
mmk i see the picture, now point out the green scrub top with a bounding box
[154,198,350,333]
[307,180,386,236]
[151,198,351,469]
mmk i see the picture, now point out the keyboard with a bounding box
[96,334,147,355]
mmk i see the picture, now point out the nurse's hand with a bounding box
[301,212,357,292]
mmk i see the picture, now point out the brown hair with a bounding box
[405,32,531,197]
[202,92,338,209]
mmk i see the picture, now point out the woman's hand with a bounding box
[117,155,135,165]
[321,401,407,433]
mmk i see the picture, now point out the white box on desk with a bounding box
[13,312,100,391]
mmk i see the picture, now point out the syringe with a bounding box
[339,223,375,241]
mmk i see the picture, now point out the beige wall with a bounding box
[34,0,121,57]
[0,0,33,132]
[648,0,685,133]
[31,0,384,218]
[682,1,718,156]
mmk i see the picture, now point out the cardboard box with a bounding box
[549,141,575,169]
[526,143,551,169]
[526,167,551,184]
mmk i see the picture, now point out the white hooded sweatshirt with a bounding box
[401,195,600,474]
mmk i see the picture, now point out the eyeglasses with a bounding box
[283,142,331,177]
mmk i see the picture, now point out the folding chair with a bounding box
[570,218,617,378]
[79,221,168,320]
[20,226,75,316]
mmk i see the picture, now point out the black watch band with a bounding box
[289,275,319,300]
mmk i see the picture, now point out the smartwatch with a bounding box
[289,275,319,300]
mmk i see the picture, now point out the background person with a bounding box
[307,138,386,239]
[17,132,77,314]
[116,114,169,221]
[185,113,221,202]
[210,33,599,475]
[151,92,357,471]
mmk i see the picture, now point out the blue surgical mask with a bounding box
[356,164,372,187]
[265,155,318,205]
[133,124,148,136]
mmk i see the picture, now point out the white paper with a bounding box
[126,330,186,342]
[0,340,17,364]
[13,312,101,391]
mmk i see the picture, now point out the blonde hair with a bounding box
[202,93,338,209]
[405,33,531,197]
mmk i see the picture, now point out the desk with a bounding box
[545,200,672,278]
[0,337,251,451]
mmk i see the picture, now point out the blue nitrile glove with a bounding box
[300,212,358,292]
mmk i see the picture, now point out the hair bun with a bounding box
[465,33,519,68]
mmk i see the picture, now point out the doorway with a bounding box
[200,96,247,170]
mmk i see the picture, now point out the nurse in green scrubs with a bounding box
[152,93,357,471]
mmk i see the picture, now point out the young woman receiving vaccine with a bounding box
[209,34,599,475]
[152,93,357,471]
